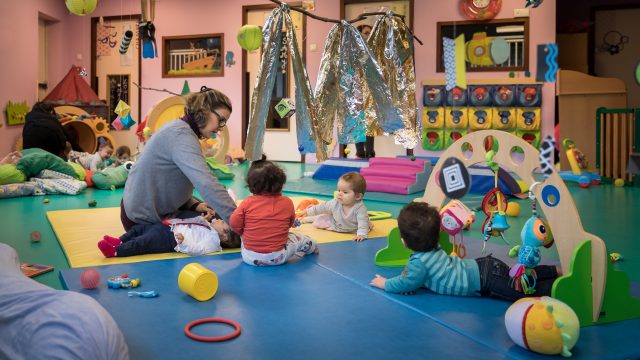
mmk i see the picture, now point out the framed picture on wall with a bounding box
[107,74,129,124]
[162,33,224,78]
[436,18,530,72]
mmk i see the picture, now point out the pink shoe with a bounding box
[103,235,122,246]
[98,240,116,258]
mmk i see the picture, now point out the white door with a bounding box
[247,9,305,161]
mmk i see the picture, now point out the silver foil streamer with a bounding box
[245,5,321,160]
[284,12,324,159]
[244,8,283,161]
[315,21,405,150]
[367,13,420,149]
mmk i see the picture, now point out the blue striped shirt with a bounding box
[384,249,481,296]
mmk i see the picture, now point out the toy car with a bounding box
[107,276,141,289]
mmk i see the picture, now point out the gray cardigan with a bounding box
[123,120,236,224]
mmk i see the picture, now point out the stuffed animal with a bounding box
[295,198,320,219]
[508,214,553,294]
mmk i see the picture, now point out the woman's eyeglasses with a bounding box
[211,109,227,128]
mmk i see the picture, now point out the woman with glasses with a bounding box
[120,87,237,243]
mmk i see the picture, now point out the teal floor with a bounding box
[1,161,639,289]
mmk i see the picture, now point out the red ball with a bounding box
[80,269,100,289]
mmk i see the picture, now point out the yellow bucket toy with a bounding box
[178,263,218,301]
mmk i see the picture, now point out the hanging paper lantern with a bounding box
[237,25,263,51]
[65,0,98,16]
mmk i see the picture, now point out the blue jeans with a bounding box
[116,223,176,257]
[475,255,558,302]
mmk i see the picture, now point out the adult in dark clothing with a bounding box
[22,102,75,159]
[355,24,376,159]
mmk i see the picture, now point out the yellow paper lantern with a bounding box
[65,0,98,16]
[237,25,263,51]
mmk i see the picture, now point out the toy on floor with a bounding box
[368,211,392,221]
[295,198,320,219]
[178,263,218,301]
[30,231,41,243]
[108,275,141,289]
[559,138,601,188]
[505,296,579,357]
[128,290,159,298]
[609,252,623,262]
[505,201,521,217]
[185,318,241,342]
[508,185,554,294]
[80,269,100,289]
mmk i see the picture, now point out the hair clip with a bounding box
[200,86,211,93]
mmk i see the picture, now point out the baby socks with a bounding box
[98,240,116,258]
[98,235,121,258]
[103,235,122,246]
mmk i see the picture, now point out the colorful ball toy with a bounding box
[505,201,521,217]
[505,296,579,357]
[237,25,263,51]
[80,269,101,289]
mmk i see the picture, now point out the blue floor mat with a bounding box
[60,251,507,359]
[60,237,640,359]
[315,238,640,360]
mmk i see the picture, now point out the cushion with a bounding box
[67,161,86,181]
[16,148,77,179]
[0,182,37,198]
[91,165,129,190]
[0,164,26,185]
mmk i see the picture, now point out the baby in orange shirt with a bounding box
[230,160,318,266]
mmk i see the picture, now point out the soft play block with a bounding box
[312,158,368,180]
[361,157,431,195]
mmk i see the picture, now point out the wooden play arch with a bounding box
[421,130,609,323]
[145,95,229,163]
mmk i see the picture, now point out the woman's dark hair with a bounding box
[184,87,232,136]
[246,160,286,195]
[397,202,441,252]
[31,102,56,115]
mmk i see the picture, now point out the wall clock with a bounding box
[461,0,502,20]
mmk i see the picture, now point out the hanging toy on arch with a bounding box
[508,184,554,294]
[480,150,511,254]
[439,199,475,258]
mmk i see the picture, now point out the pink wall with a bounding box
[0,0,556,158]
[0,0,68,155]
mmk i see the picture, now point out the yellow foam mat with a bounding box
[47,197,397,268]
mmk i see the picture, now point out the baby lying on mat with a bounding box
[98,213,240,257]
[299,172,373,241]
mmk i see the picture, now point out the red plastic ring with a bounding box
[184,318,241,342]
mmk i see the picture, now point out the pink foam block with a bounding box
[364,175,415,194]
[360,167,418,181]
[368,157,425,169]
